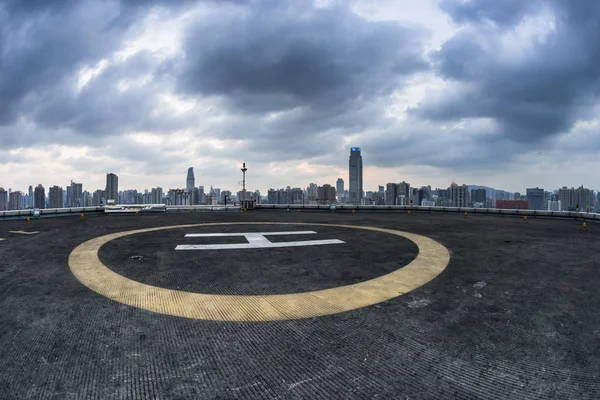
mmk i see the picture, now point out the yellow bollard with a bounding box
[464,211,467,217]
[80,213,84,220]
[583,221,587,231]
[26,217,30,223]
[190,208,193,213]
[523,216,527,223]
[243,208,247,212]
[135,210,139,215]
[408,210,411,215]
[298,209,301,213]
[352,209,355,214]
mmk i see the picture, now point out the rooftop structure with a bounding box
[0,211,598,398]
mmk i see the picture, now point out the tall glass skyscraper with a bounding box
[186,167,195,191]
[105,173,118,202]
[348,147,363,204]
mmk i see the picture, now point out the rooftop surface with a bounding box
[0,211,599,399]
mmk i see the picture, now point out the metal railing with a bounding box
[1,203,598,221]
[253,204,600,220]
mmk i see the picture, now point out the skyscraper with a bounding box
[348,147,363,204]
[186,167,195,191]
[385,183,397,205]
[9,191,22,210]
[336,179,344,201]
[0,188,7,211]
[71,181,83,207]
[34,184,46,209]
[526,187,545,210]
[28,185,33,207]
[49,186,64,209]
[105,173,118,202]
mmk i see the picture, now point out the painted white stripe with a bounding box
[185,231,317,237]
[0,238,5,242]
[9,231,39,235]
[175,239,344,250]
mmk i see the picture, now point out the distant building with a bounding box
[186,167,195,191]
[105,173,119,202]
[306,183,318,204]
[92,190,104,206]
[34,184,45,209]
[0,188,7,211]
[336,179,344,202]
[83,191,93,207]
[151,187,163,204]
[49,186,64,209]
[220,190,231,205]
[450,183,469,207]
[348,147,363,204]
[496,200,528,209]
[421,200,436,207]
[28,186,33,208]
[471,188,486,204]
[558,187,574,211]
[70,181,83,207]
[526,187,545,210]
[547,200,562,211]
[385,183,397,205]
[576,186,591,212]
[167,189,189,205]
[9,191,22,210]
[317,184,336,205]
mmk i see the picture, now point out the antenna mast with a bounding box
[241,162,247,192]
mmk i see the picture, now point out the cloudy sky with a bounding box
[1,0,599,194]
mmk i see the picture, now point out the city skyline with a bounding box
[2,156,598,212]
[1,2,600,193]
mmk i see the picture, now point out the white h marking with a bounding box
[175,231,344,250]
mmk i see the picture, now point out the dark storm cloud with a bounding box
[0,0,198,128]
[439,0,540,27]
[177,1,429,114]
[30,51,194,137]
[412,1,600,143]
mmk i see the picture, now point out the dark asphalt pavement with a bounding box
[0,211,599,399]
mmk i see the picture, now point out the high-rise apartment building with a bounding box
[0,188,7,211]
[397,181,410,198]
[49,186,64,209]
[92,190,104,206]
[70,181,83,207]
[575,186,591,211]
[336,179,344,201]
[317,184,336,205]
[9,191,22,210]
[105,173,118,202]
[151,187,163,204]
[186,167,195,191]
[385,183,397,205]
[34,184,45,209]
[526,187,545,210]
[348,147,363,204]
[449,183,469,207]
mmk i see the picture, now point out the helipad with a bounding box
[0,211,599,399]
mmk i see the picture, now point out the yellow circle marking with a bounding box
[68,222,450,322]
